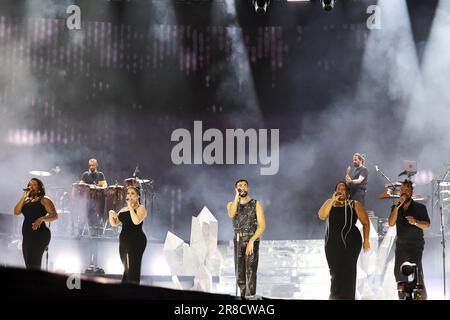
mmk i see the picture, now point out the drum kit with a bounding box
[378,182,426,201]
[28,169,154,238]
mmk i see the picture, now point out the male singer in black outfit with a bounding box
[345,153,368,205]
[227,179,266,298]
[388,180,430,299]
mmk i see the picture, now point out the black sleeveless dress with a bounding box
[118,209,147,284]
[324,202,362,300]
[21,201,51,270]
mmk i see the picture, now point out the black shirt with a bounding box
[350,166,368,191]
[392,200,430,241]
[81,171,106,185]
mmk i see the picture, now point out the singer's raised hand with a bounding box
[22,189,30,198]
[396,194,408,208]
[331,192,340,203]
[109,210,117,218]
[345,175,352,184]
[109,209,120,226]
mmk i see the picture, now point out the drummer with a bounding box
[80,159,107,188]
[78,158,107,238]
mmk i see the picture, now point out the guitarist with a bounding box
[345,153,368,205]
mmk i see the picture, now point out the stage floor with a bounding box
[1,234,449,299]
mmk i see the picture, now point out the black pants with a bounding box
[119,232,147,284]
[87,201,100,235]
[394,239,427,300]
[22,227,51,270]
[234,236,259,297]
[351,190,366,206]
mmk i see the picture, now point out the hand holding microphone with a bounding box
[332,191,343,203]
[396,194,408,208]
[126,195,133,208]
[22,187,31,198]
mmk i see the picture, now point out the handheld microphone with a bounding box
[237,188,243,194]
[23,187,31,192]
[396,194,407,208]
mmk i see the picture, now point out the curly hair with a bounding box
[401,179,414,191]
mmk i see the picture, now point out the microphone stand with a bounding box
[234,194,242,298]
[435,167,450,300]
[375,165,397,190]
[235,233,239,298]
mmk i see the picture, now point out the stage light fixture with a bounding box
[252,0,271,15]
[321,0,335,11]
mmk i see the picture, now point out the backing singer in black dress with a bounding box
[109,186,148,284]
[14,178,58,270]
[318,181,370,300]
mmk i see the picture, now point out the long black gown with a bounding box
[118,209,147,284]
[325,202,362,300]
[21,201,51,270]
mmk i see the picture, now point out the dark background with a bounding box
[0,0,448,240]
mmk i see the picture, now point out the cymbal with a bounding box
[29,170,51,177]
[378,194,426,201]
[385,182,402,188]
[108,185,124,188]
[136,179,151,184]
[378,189,395,199]
[56,209,71,214]
[89,185,106,190]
